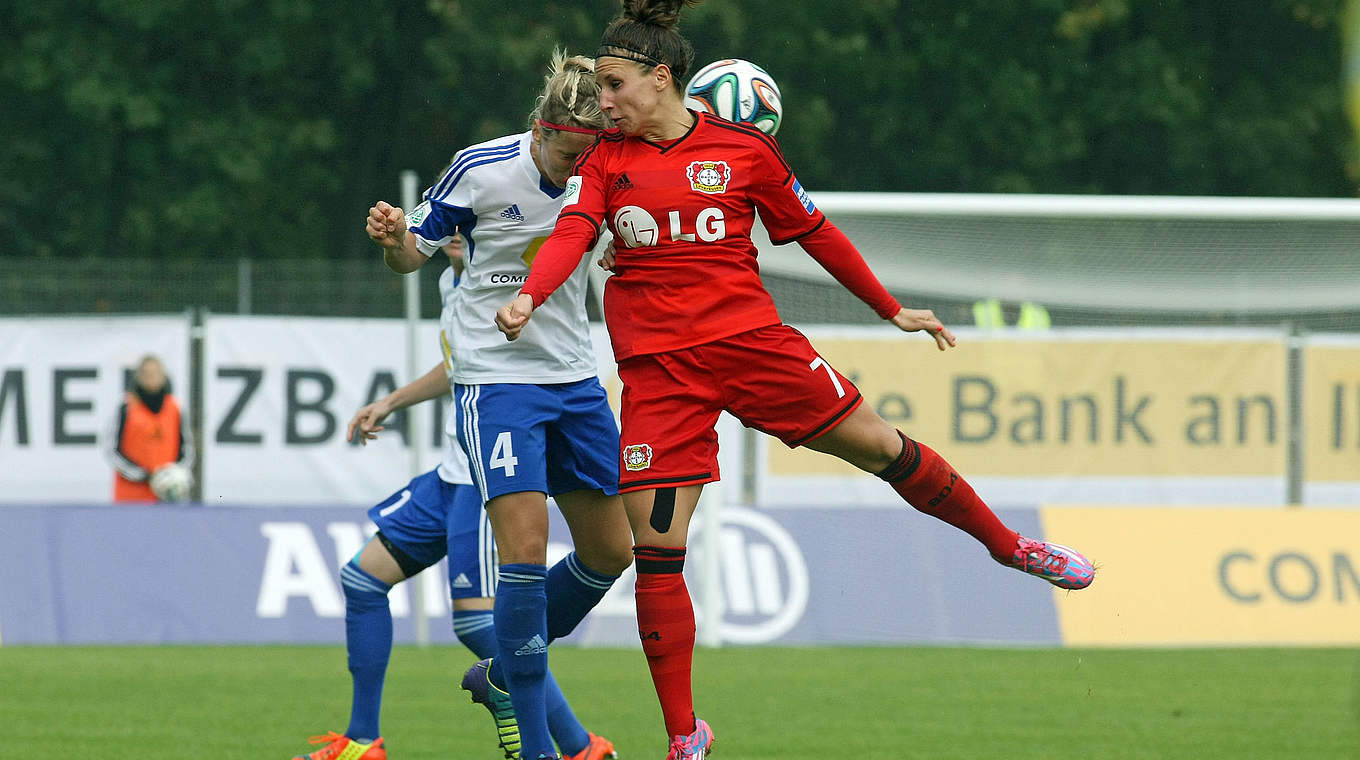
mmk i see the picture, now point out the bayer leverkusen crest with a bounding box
[687,161,731,194]
[623,443,653,472]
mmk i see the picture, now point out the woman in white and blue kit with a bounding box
[292,236,620,760]
[365,50,634,760]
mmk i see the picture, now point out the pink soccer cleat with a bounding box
[999,536,1094,590]
[666,717,715,760]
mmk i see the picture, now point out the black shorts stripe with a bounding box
[788,391,863,448]
[619,471,714,491]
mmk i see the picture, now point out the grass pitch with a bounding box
[2,645,1357,759]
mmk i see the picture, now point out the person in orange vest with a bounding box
[106,354,193,503]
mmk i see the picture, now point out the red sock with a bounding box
[633,545,697,739]
[878,432,1019,558]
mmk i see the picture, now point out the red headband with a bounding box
[536,118,599,136]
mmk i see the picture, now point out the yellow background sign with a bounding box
[1304,343,1360,483]
[767,334,1287,478]
[1043,507,1360,645]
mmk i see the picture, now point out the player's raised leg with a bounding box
[806,403,1094,589]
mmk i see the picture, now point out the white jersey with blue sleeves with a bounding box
[435,265,473,486]
[408,131,598,385]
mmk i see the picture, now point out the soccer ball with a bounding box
[684,59,783,136]
[150,462,193,503]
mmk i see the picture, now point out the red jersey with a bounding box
[521,112,900,360]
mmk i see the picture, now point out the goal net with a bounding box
[756,193,1360,332]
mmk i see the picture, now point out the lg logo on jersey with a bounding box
[613,205,727,248]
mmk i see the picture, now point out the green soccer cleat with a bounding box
[461,658,521,760]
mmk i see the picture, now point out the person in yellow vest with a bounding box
[106,355,193,503]
[972,299,1052,330]
[1016,301,1051,329]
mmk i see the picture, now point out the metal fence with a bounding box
[3,257,1357,332]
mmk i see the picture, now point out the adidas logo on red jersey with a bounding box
[612,173,634,191]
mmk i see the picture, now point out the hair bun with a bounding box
[621,0,703,29]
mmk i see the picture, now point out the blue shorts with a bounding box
[455,378,620,503]
[367,469,497,599]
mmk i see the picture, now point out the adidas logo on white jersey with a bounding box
[514,634,548,655]
[451,573,473,589]
[499,204,525,221]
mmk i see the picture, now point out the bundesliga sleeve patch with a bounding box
[791,178,816,215]
[562,176,583,207]
[407,199,432,229]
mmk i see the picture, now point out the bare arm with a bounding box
[347,361,451,444]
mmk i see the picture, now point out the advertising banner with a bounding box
[761,328,1289,507]
[202,315,448,505]
[1303,335,1360,503]
[0,316,191,502]
[0,503,1056,646]
[1044,507,1360,646]
[6,504,1356,647]
[5,318,1354,508]
[201,316,618,505]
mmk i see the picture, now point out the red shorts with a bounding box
[615,324,863,493]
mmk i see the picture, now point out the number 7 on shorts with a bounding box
[809,356,846,399]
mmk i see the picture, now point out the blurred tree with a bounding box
[0,0,1352,263]
[681,0,1352,195]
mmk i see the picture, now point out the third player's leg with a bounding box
[554,489,634,575]
[354,536,408,586]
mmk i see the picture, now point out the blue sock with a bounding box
[341,559,393,743]
[544,670,591,756]
[546,552,619,642]
[452,608,498,659]
[465,608,590,755]
[493,563,553,759]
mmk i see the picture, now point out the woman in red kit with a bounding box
[497,2,1096,757]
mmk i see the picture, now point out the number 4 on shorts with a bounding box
[809,356,846,399]
[490,431,518,476]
